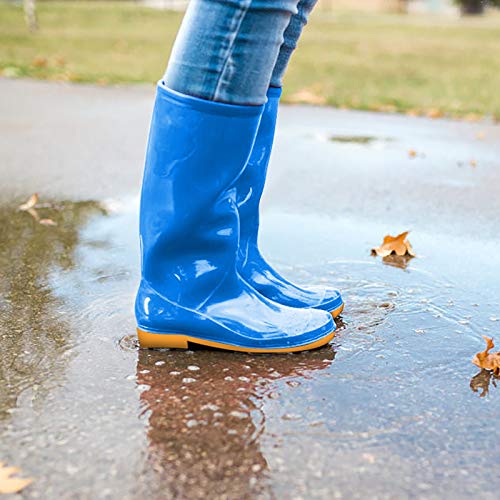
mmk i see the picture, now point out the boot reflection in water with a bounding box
[136,347,336,496]
[135,0,343,352]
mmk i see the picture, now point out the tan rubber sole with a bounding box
[330,303,344,318]
[137,328,335,353]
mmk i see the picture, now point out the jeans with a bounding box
[164,0,318,105]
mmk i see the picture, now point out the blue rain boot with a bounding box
[236,87,344,317]
[135,82,335,352]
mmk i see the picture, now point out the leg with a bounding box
[271,0,319,88]
[164,0,300,105]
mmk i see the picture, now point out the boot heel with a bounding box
[137,329,189,349]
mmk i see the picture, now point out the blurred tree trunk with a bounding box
[23,0,38,32]
[460,0,485,15]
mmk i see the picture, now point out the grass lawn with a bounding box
[1,1,500,119]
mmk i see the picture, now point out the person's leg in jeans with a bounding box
[270,0,318,88]
[135,0,336,352]
[164,0,298,105]
[235,0,345,317]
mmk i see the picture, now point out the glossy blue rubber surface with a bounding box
[236,87,343,312]
[135,82,335,349]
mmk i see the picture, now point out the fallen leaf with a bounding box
[287,89,326,105]
[39,218,57,226]
[408,149,417,158]
[27,208,40,221]
[0,462,33,494]
[53,56,66,67]
[472,336,500,375]
[18,193,39,211]
[371,231,416,258]
[426,108,444,119]
[32,56,48,68]
[470,160,477,167]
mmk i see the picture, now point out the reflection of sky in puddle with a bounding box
[1,198,499,498]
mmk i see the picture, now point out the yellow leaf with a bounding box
[472,336,500,375]
[371,231,416,258]
[18,193,39,211]
[0,462,33,494]
[408,149,417,158]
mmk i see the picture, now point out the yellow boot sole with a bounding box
[330,303,344,318]
[137,328,335,353]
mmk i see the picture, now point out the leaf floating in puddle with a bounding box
[472,336,500,375]
[371,231,416,258]
[18,194,58,227]
[39,218,57,226]
[18,193,39,211]
[0,462,33,494]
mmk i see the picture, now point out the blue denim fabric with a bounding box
[271,0,318,88]
[164,0,317,105]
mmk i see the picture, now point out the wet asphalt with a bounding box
[0,78,499,499]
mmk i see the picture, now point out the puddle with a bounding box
[0,198,499,498]
[328,135,394,145]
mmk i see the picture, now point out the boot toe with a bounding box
[304,285,343,313]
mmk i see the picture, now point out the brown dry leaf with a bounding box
[39,218,57,226]
[53,56,66,68]
[287,89,326,105]
[371,231,416,258]
[31,56,48,68]
[426,108,444,119]
[18,193,39,211]
[472,336,500,375]
[0,462,33,494]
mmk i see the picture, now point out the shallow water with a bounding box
[1,196,498,499]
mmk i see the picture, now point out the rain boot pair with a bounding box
[135,83,343,353]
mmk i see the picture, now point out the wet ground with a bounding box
[1,79,500,499]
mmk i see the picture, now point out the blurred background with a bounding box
[1,0,499,120]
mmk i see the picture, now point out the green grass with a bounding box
[1,1,500,119]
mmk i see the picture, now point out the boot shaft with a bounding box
[139,83,263,308]
[236,86,282,264]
